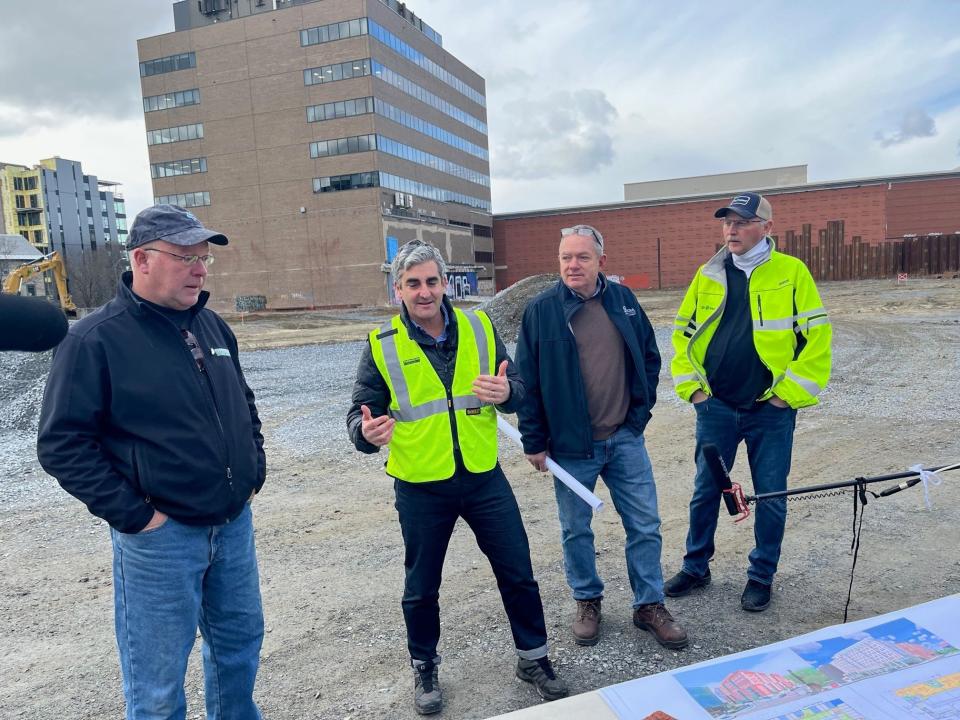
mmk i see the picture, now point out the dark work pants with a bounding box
[682,397,798,585]
[393,463,549,662]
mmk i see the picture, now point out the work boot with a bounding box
[741,579,772,612]
[663,569,711,597]
[412,658,442,715]
[571,597,602,646]
[632,602,689,649]
[516,656,569,701]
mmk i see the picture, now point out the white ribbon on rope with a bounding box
[908,462,959,509]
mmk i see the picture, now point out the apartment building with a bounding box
[139,0,492,311]
[0,157,127,304]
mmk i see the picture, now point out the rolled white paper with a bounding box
[497,415,604,513]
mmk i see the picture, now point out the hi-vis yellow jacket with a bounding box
[671,242,831,409]
[369,308,497,482]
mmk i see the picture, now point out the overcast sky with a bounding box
[2,0,958,219]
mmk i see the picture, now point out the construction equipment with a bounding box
[2,251,78,315]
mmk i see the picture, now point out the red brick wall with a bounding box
[493,177,960,290]
[886,178,960,238]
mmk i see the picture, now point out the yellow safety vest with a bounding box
[369,307,498,482]
[671,243,832,408]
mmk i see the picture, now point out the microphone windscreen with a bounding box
[703,444,740,516]
[0,295,69,352]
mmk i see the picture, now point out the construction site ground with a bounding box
[1,277,959,719]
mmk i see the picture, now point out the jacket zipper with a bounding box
[756,294,764,326]
[185,322,233,494]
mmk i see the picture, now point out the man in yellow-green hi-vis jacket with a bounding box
[347,240,567,715]
[666,192,831,613]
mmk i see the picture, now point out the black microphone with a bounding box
[878,477,922,497]
[704,444,740,516]
[0,295,69,352]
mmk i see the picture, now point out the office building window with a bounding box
[151,157,208,178]
[154,191,211,208]
[310,134,377,158]
[303,58,371,86]
[140,52,196,77]
[143,88,200,112]
[146,123,204,145]
[306,96,374,122]
[367,19,484,106]
[376,135,489,187]
[379,172,490,211]
[300,18,367,46]
[371,60,487,134]
[312,172,379,193]
[374,98,488,160]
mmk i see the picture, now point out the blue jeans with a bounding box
[553,427,665,607]
[110,504,264,720]
[683,397,797,585]
[394,464,549,662]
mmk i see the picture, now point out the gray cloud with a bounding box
[492,89,618,180]
[876,108,937,147]
[2,1,169,120]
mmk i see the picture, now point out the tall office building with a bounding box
[0,157,127,303]
[138,0,492,311]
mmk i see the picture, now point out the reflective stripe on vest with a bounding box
[370,307,498,482]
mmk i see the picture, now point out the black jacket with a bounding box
[347,296,524,472]
[37,273,266,533]
[515,275,661,459]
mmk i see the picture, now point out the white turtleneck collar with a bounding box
[730,237,772,278]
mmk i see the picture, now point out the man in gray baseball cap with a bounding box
[39,204,268,718]
[125,203,229,251]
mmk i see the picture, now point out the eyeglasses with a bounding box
[721,218,766,229]
[560,225,603,250]
[143,248,215,266]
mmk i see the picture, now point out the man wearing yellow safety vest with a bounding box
[666,192,832,612]
[347,240,567,715]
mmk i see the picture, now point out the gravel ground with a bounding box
[1,278,959,719]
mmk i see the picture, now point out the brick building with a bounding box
[138,0,492,312]
[493,170,960,290]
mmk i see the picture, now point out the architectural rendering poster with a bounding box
[600,595,960,720]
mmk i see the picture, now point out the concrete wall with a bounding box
[624,165,807,202]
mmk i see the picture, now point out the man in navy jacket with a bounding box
[38,205,265,719]
[516,224,688,650]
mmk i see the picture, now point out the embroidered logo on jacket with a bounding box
[623,306,637,317]
[210,347,231,357]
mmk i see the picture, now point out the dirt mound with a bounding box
[480,274,558,342]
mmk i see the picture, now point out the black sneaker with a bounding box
[663,569,711,597]
[741,579,772,612]
[412,659,442,715]
[516,656,569,701]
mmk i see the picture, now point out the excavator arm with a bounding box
[2,252,78,314]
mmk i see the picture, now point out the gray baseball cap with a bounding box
[126,204,228,250]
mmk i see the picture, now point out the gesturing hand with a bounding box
[472,360,510,405]
[361,404,395,446]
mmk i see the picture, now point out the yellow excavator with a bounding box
[3,251,78,315]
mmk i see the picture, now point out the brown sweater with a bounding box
[570,296,629,440]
